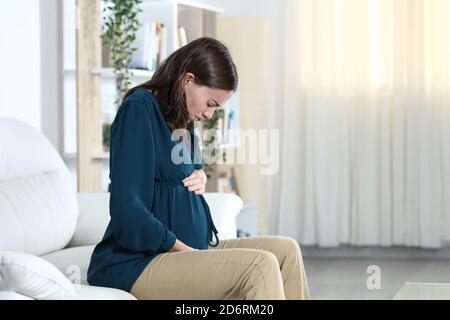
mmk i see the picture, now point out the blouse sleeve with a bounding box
[109,98,177,253]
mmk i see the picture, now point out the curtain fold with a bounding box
[271,0,450,248]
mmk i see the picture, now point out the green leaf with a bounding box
[102,0,141,88]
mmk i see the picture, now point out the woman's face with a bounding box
[183,73,234,122]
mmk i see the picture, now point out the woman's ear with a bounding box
[184,72,195,86]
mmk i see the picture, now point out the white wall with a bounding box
[0,0,73,188]
[0,0,42,131]
[0,0,62,154]
[41,0,63,153]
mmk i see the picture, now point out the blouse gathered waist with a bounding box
[154,176,219,247]
[154,177,185,185]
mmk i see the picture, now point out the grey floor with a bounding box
[301,247,450,299]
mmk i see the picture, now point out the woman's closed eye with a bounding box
[208,99,221,108]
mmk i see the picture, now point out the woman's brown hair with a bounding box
[123,37,239,132]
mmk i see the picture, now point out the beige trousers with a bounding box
[130,236,310,300]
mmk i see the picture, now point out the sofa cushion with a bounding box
[0,291,34,300]
[41,245,95,285]
[41,247,137,300]
[0,251,77,300]
[68,193,111,248]
[75,285,136,300]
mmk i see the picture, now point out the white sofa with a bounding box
[0,117,243,300]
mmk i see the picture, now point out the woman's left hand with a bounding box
[183,169,207,195]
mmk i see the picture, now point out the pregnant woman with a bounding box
[87,37,309,300]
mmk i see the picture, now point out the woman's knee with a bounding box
[242,250,284,299]
[273,236,302,256]
[251,250,281,276]
[229,249,281,280]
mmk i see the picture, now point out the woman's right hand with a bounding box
[169,239,197,252]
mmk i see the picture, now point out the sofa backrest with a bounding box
[0,118,78,256]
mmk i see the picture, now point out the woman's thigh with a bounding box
[210,235,303,265]
[130,248,283,300]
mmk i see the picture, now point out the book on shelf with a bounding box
[178,26,188,49]
[160,24,168,63]
[129,20,167,71]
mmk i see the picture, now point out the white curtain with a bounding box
[270,0,450,248]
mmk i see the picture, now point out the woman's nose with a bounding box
[203,108,216,120]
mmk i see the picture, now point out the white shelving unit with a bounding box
[137,0,224,55]
[62,0,228,190]
[62,0,225,156]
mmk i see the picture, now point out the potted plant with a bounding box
[102,123,112,152]
[101,0,143,149]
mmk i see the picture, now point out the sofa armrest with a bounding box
[203,193,243,240]
[67,193,111,248]
[0,291,34,300]
[68,192,243,247]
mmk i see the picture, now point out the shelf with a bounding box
[64,152,110,160]
[219,144,238,150]
[64,68,155,79]
[92,152,110,160]
[141,0,225,14]
[62,152,77,159]
[175,0,225,13]
[90,68,155,79]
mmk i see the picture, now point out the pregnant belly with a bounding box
[153,183,209,249]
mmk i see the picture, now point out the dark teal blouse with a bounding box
[87,88,219,292]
